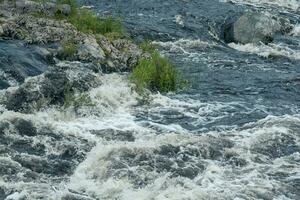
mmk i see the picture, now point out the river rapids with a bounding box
[0,0,300,199]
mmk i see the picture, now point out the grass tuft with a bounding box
[131,51,185,93]
[61,40,78,59]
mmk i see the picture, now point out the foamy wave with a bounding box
[229,42,300,60]
[291,25,300,36]
[66,114,300,200]
[153,39,218,53]
[223,0,300,11]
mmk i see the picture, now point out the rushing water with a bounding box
[1,0,300,199]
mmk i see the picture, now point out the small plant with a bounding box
[140,41,158,54]
[67,9,124,36]
[31,0,125,38]
[61,40,78,59]
[131,51,185,93]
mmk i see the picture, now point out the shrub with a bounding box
[131,51,185,93]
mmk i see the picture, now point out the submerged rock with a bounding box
[223,12,292,44]
[2,62,102,112]
[90,129,135,141]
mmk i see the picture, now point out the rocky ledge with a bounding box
[0,0,144,72]
[0,0,147,113]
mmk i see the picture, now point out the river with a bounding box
[0,0,300,199]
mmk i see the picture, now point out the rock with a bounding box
[0,0,143,72]
[97,36,143,72]
[90,129,135,141]
[3,62,101,113]
[42,2,57,16]
[16,0,41,13]
[223,12,283,44]
[57,4,72,16]
[13,118,37,136]
[77,36,106,62]
[0,25,3,36]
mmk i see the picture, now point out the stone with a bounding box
[77,36,106,62]
[42,2,57,16]
[16,0,41,13]
[90,129,135,141]
[3,62,101,113]
[223,12,283,44]
[0,25,3,36]
[59,4,72,16]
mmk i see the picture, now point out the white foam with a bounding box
[291,24,300,36]
[175,15,184,26]
[229,42,300,60]
[222,0,300,11]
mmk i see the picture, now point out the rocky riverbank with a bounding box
[0,0,147,113]
[0,0,144,71]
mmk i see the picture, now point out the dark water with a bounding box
[0,0,300,199]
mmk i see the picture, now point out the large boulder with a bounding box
[223,12,291,44]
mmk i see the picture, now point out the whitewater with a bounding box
[1,0,300,199]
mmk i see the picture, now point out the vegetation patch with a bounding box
[139,41,158,54]
[131,51,185,93]
[53,0,124,37]
[60,40,78,60]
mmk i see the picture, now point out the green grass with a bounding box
[66,9,124,35]
[53,0,124,36]
[30,0,124,37]
[139,41,158,54]
[131,51,185,93]
[61,40,78,59]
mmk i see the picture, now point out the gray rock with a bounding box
[16,0,41,13]
[90,129,135,141]
[223,12,284,44]
[77,36,106,62]
[42,2,57,16]
[59,4,72,15]
[0,25,3,36]
[3,62,101,113]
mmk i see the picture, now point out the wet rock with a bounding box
[0,15,80,43]
[3,62,101,112]
[13,154,74,176]
[104,136,232,186]
[0,158,22,176]
[0,40,51,89]
[0,3,143,71]
[223,12,290,44]
[77,36,106,62]
[98,36,143,72]
[0,25,3,35]
[62,191,95,200]
[90,129,135,141]
[0,187,7,200]
[13,118,37,136]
